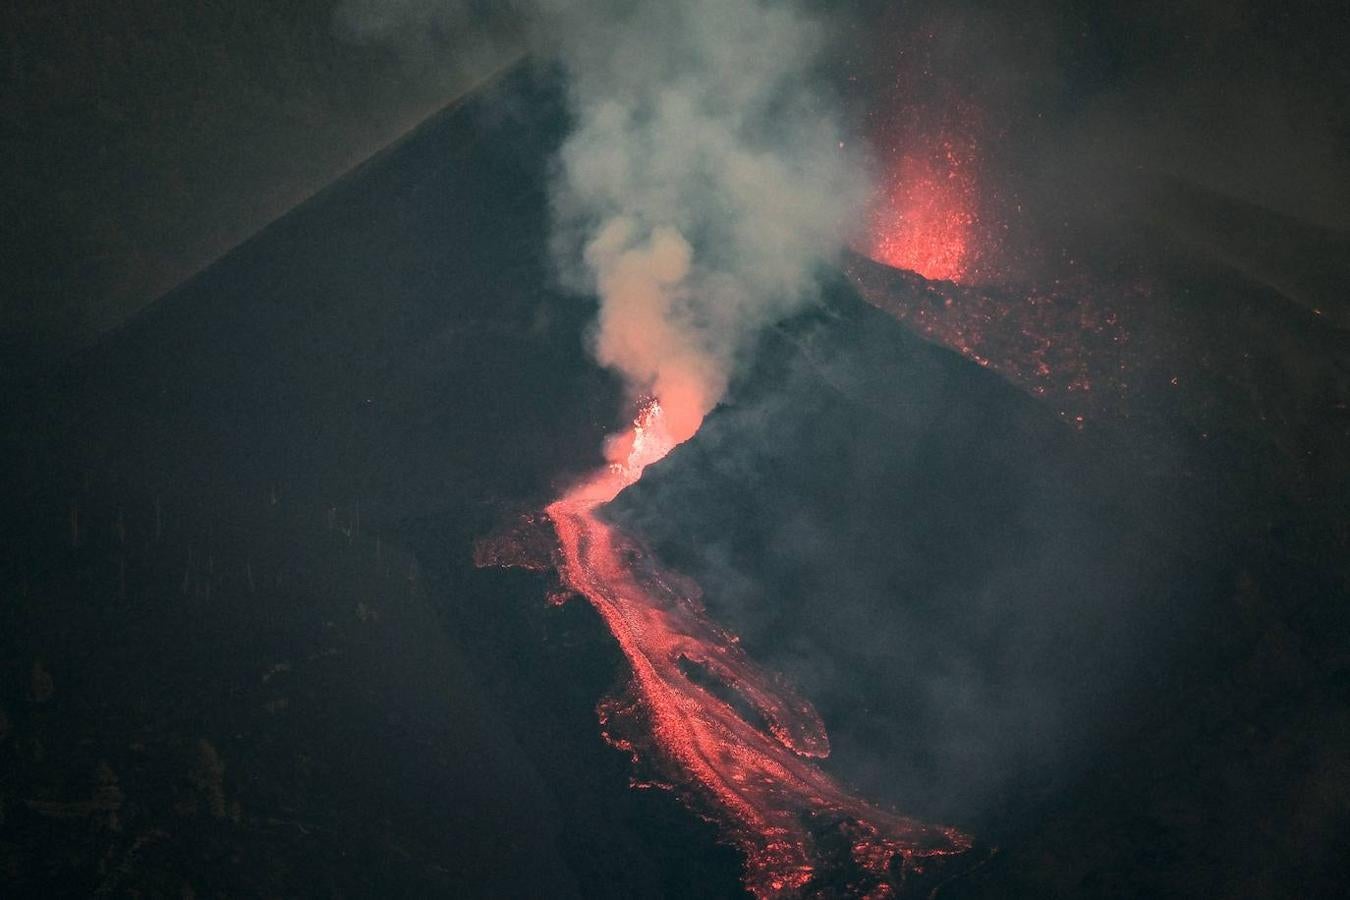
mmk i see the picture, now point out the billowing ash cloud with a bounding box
[337,0,868,443]
[540,0,866,442]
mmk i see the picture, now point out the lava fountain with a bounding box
[864,132,980,284]
[478,399,971,897]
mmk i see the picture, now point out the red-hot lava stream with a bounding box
[479,400,970,897]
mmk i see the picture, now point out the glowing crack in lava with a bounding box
[865,135,979,284]
[478,399,971,897]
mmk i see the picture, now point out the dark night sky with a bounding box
[3,0,1347,366]
[1,0,516,359]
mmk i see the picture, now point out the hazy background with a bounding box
[4,0,1346,369]
[0,0,518,365]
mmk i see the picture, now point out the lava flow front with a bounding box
[478,400,971,897]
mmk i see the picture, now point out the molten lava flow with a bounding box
[865,134,979,283]
[481,399,971,897]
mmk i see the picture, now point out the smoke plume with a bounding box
[338,0,868,443]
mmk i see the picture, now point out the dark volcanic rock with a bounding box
[608,264,1350,895]
[610,273,1195,827]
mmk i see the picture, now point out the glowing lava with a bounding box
[479,399,971,897]
[844,255,1142,429]
[865,134,980,284]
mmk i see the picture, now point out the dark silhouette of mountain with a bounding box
[0,63,746,898]
[2,58,1346,900]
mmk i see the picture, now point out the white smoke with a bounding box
[338,0,869,442]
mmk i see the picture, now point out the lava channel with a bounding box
[478,400,972,897]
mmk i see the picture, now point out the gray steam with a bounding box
[337,0,868,442]
[334,1,526,89]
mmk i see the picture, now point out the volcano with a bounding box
[2,60,1348,899]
